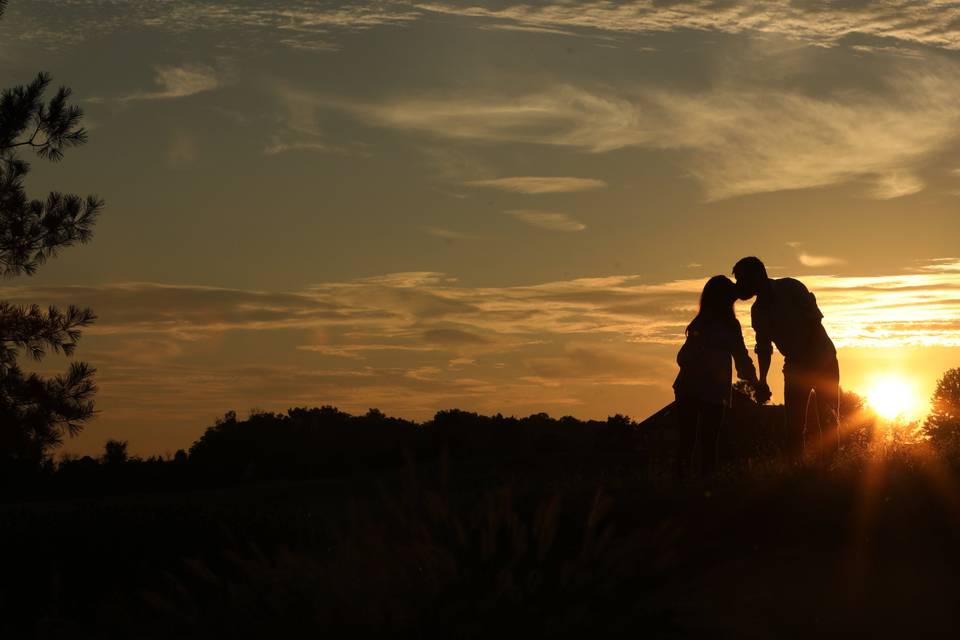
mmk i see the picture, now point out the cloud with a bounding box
[336,62,960,199]
[265,85,378,156]
[789,242,845,268]
[522,344,663,386]
[869,172,925,199]
[421,328,489,345]
[262,138,369,156]
[119,64,220,102]
[342,87,638,151]
[2,1,421,52]
[915,258,960,273]
[850,44,925,59]
[804,263,960,347]
[506,210,586,232]
[423,226,476,240]
[797,252,845,268]
[415,1,960,52]
[464,176,608,194]
[9,259,958,353]
[13,259,960,453]
[13,0,960,58]
[477,23,580,37]
[263,140,332,155]
[31,272,960,382]
[296,343,440,359]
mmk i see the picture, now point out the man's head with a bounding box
[732,256,768,300]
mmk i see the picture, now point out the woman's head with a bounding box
[688,275,738,333]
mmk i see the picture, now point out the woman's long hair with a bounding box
[686,275,738,335]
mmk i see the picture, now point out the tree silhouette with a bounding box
[102,439,129,466]
[0,1,102,467]
[925,368,960,450]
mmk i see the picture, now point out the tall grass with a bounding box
[5,416,960,637]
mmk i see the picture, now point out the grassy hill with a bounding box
[2,401,956,638]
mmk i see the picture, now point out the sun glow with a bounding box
[865,374,922,421]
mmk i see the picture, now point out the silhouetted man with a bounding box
[733,257,839,459]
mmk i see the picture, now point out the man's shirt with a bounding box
[751,277,835,366]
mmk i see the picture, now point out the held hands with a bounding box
[752,380,772,404]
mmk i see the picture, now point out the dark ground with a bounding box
[4,443,960,639]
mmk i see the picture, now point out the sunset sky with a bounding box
[2,0,960,455]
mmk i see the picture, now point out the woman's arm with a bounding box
[731,325,758,384]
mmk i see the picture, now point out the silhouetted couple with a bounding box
[673,257,840,480]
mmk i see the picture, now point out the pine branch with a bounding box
[0,74,87,161]
[0,362,97,457]
[0,302,96,369]
[0,156,103,276]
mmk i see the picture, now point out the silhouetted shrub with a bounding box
[925,368,960,450]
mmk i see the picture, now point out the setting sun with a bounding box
[865,374,922,421]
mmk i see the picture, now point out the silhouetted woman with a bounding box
[673,275,758,481]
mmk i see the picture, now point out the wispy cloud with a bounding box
[336,62,960,199]
[7,259,958,350]
[477,23,580,37]
[13,1,960,56]
[263,140,333,155]
[806,260,960,347]
[265,85,374,156]
[110,64,220,103]
[869,172,925,199]
[2,1,421,51]
[850,44,925,59]
[465,176,608,194]
[798,252,845,268]
[506,210,586,232]
[416,1,960,52]
[790,243,845,268]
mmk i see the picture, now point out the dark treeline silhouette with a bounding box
[3,384,876,501]
[3,407,646,499]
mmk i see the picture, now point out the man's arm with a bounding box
[758,350,771,385]
[752,303,774,403]
[752,348,772,404]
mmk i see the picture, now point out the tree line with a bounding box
[4,365,959,500]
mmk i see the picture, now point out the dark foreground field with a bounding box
[3,408,960,638]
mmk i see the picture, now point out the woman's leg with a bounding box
[675,400,699,481]
[700,403,725,479]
